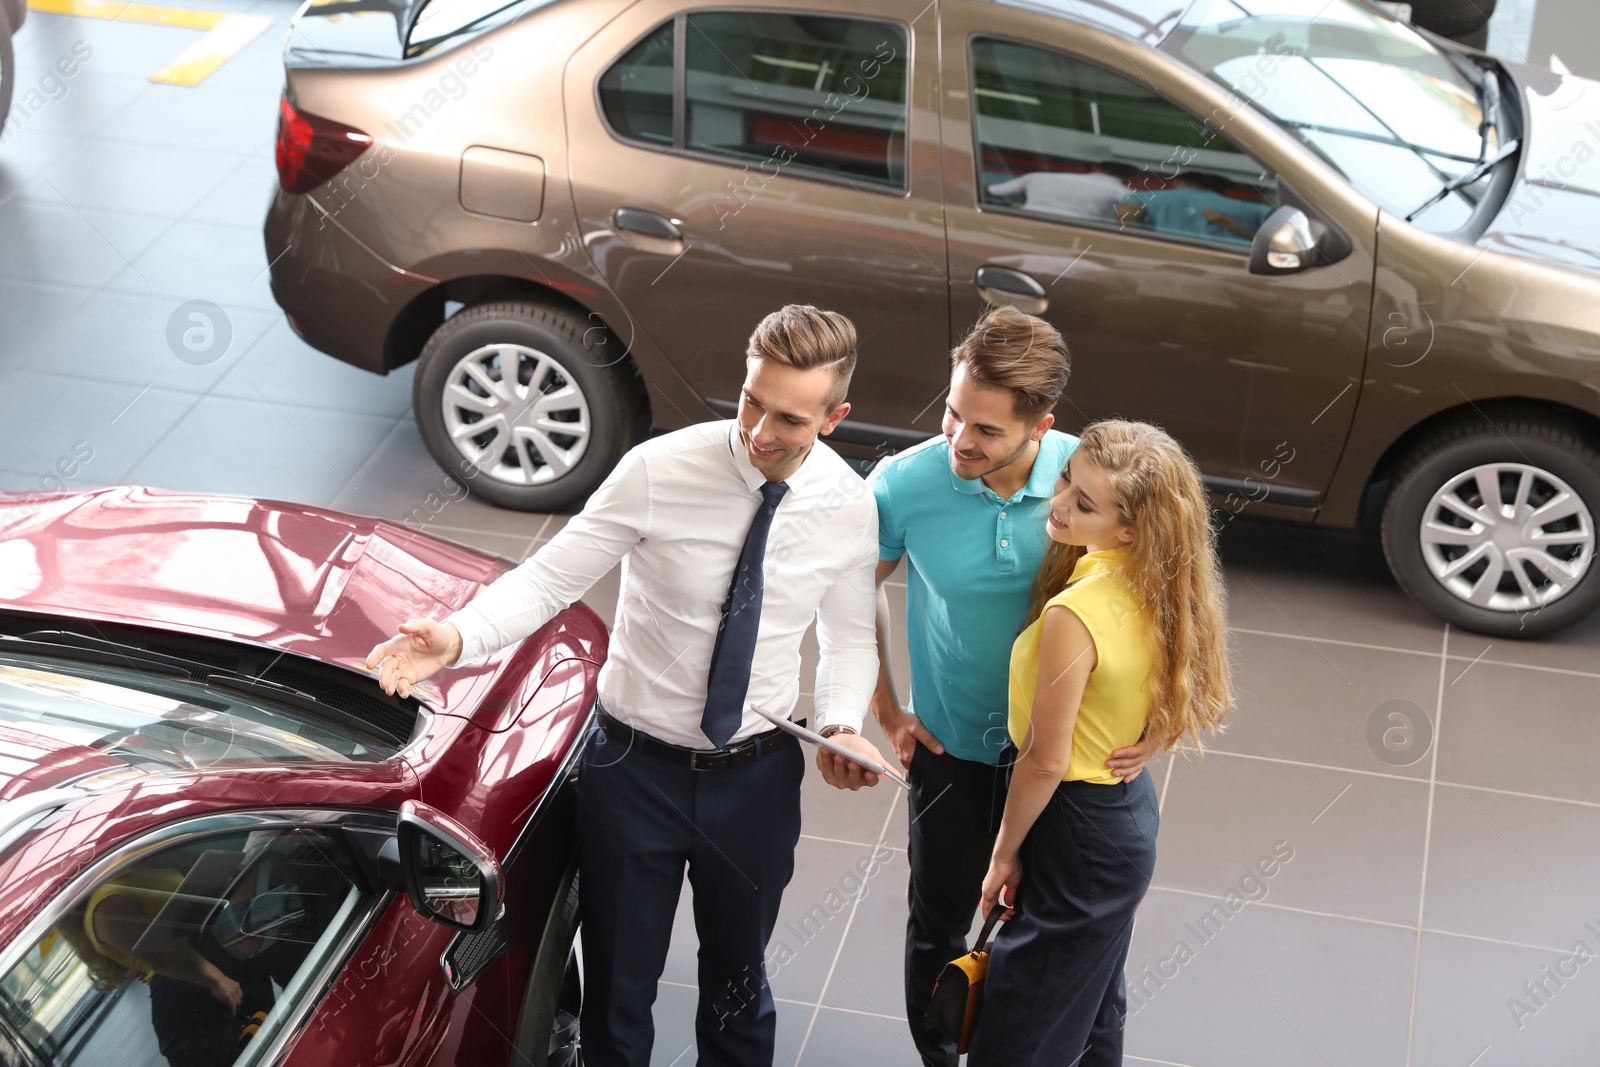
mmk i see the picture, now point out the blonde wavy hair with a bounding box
[54,901,132,992]
[1024,420,1233,752]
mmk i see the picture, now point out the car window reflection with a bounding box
[1117,171,1275,246]
[1161,0,1497,233]
[972,37,1278,248]
[0,828,368,1067]
[600,12,912,189]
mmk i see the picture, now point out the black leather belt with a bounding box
[597,706,799,771]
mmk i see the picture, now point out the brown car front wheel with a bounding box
[413,301,646,512]
[1382,418,1600,638]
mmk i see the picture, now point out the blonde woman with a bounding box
[53,869,271,1067]
[967,420,1233,1066]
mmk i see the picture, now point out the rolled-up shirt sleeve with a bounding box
[811,500,880,733]
[443,448,650,667]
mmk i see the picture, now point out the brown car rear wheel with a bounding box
[413,301,646,513]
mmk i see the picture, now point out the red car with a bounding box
[0,486,604,1067]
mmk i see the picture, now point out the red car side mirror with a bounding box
[385,800,504,933]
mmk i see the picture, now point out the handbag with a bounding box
[923,906,1007,1053]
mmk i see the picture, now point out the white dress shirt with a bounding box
[443,420,879,748]
[987,171,1131,223]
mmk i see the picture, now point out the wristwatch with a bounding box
[818,724,858,739]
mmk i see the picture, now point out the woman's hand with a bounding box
[980,852,1022,921]
[1107,728,1160,782]
[209,972,243,1013]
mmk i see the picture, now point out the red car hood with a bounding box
[0,485,553,719]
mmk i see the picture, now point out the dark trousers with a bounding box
[966,771,1159,1067]
[904,741,1010,1067]
[577,723,805,1067]
[149,972,273,1067]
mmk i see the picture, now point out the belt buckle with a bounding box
[690,749,720,771]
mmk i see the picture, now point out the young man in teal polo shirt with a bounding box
[870,306,1158,1066]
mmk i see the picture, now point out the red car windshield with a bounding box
[0,654,399,791]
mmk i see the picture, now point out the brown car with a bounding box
[265,0,1600,637]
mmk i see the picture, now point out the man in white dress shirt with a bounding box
[986,162,1138,224]
[366,305,889,1067]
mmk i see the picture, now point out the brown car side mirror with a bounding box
[1250,205,1320,275]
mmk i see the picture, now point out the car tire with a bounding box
[1408,0,1497,44]
[1381,418,1600,637]
[513,860,582,1067]
[413,301,646,513]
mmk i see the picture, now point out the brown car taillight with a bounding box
[275,95,373,195]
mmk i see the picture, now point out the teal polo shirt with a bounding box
[871,430,1079,765]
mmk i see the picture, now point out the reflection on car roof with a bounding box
[983,0,1193,45]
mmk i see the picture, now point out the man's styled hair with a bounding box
[950,305,1071,420]
[746,304,858,412]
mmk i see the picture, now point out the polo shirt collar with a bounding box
[942,438,986,496]
[945,439,1061,501]
[949,466,987,495]
[1020,438,1067,499]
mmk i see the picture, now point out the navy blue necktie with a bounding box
[701,479,789,747]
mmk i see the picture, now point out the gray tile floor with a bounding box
[3,1,1600,1065]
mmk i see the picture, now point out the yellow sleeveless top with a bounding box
[1008,546,1152,783]
[83,868,186,979]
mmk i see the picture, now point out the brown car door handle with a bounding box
[614,207,682,240]
[974,265,1048,315]
[613,207,686,256]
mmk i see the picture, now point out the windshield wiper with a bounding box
[1477,62,1501,163]
[7,630,377,732]
[1405,138,1519,222]
[200,674,327,717]
[1,632,201,679]
[195,674,401,750]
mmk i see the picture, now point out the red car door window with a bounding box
[0,826,371,1067]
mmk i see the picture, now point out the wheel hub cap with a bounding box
[441,343,592,487]
[1419,462,1595,613]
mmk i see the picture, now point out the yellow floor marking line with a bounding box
[149,12,274,85]
[26,0,276,87]
[27,0,225,29]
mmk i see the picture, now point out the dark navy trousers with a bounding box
[576,722,805,1067]
[966,771,1159,1067]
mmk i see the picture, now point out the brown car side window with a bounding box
[599,20,676,146]
[970,37,1279,251]
[685,13,908,188]
[599,12,910,190]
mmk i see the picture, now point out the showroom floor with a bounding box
[3,0,1600,1064]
